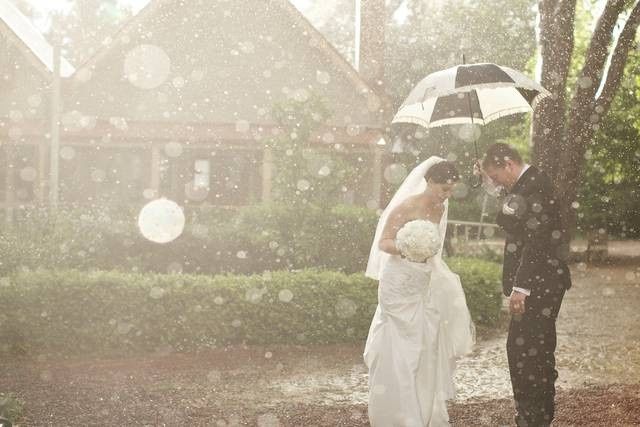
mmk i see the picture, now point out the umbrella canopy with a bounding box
[392,63,551,128]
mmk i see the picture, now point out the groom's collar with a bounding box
[509,164,533,194]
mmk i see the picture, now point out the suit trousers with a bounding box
[507,288,565,427]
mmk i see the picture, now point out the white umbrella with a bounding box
[393,62,550,187]
[393,62,550,129]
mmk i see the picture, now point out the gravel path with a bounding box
[1,263,639,425]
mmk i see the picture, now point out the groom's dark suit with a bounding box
[496,165,572,427]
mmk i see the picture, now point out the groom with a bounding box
[478,143,572,426]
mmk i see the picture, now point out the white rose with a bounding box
[395,219,441,262]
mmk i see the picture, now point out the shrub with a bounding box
[0,392,23,424]
[448,258,503,325]
[0,203,378,276]
[0,258,501,356]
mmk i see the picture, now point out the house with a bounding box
[0,0,74,208]
[1,0,391,211]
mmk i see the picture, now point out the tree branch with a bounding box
[572,0,627,107]
[596,1,640,112]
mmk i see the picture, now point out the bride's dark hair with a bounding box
[424,161,460,184]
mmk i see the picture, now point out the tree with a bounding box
[532,0,640,235]
[10,0,134,64]
[578,49,640,238]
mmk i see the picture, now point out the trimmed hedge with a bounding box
[0,203,378,276]
[0,258,501,356]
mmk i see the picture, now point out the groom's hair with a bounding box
[425,161,460,184]
[482,143,523,169]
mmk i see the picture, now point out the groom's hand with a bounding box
[509,291,527,315]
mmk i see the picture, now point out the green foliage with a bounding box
[0,203,379,276]
[0,392,23,424]
[268,94,357,206]
[576,51,640,237]
[385,0,537,109]
[447,258,503,325]
[0,259,501,356]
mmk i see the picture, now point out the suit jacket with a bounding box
[496,166,572,297]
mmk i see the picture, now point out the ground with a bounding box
[1,262,639,426]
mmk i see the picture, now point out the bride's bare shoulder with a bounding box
[389,195,421,215]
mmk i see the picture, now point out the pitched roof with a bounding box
[67,0,388,131]
[0,0,75,78]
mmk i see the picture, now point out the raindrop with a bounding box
[239,41,255,54]
[322,132,334,143]
[143,188,157,199]
[506,243,518,253]
[296,180,310,191]
[207,370,221,382]
[335,298,357,318]
[19,167,37,182]
[59,146,76,160]
[483,226,495,237]
[236,251,248,259]
[137,198,186,243]
[317,165,331,177]
[164,141,183,157]
[123,44,171,89]
[257,413,280,427]
[316,70,331,84]
[116,322,133,335]
[172,76,186,89]
[74,68,92,83]
[8,127,22,140]
[571,201,580,209]
[383,163,408,184]
[346,124,361,136]
[150,287,165,299]
[264,351,273,359]
[246,288,264,304]
[292,88,309,102]
[27,94,42,107]
[91,169,106,183]
[231,319,242,328]
[278,289,293,302]
[167,262,182,274]
[366,199,379,210]
[452,182,469,199]
[458,124,481,142]
[9,110,23,122]
[235,119,250,133]
[577,76,593,88]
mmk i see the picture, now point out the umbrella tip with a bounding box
[462,53,466,65]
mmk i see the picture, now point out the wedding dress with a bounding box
[364,157,475,427]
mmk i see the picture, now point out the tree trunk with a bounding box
[533,0,640,237]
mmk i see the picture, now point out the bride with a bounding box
[364,156,475,426]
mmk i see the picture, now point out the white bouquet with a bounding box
[395,219,441,262]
